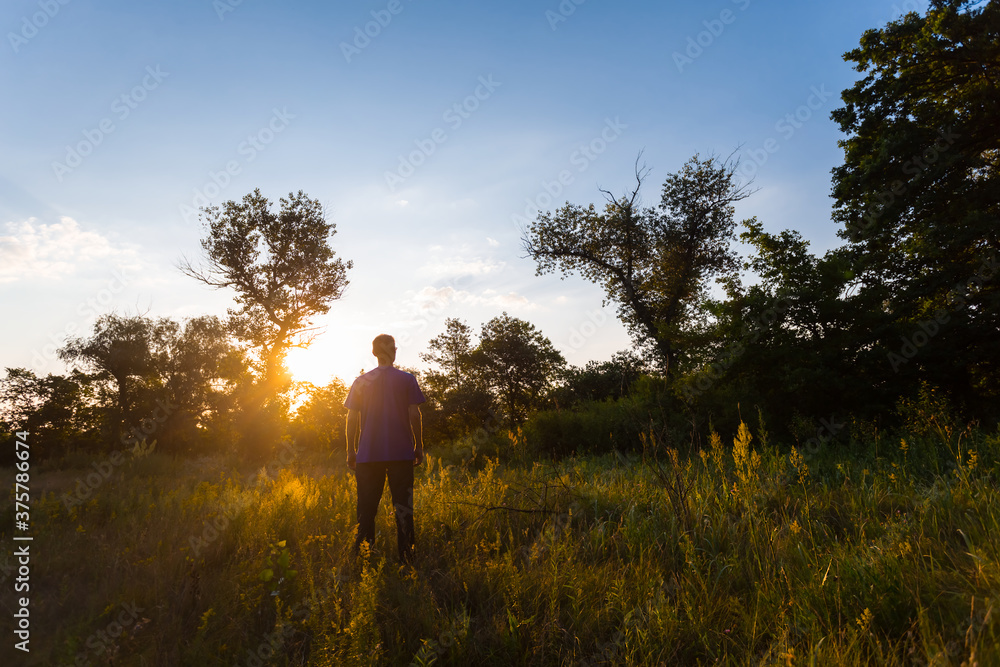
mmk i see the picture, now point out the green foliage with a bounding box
[831,0,1000,412]
[474,313,565,427]
[523,153,752,374]
[11,412,1000,665]
[554,349,647,407]
[0,367,103,461]
[259,539,297,598]
[50,313,249,455]
[423,314,564,432]
[419,317,494,439]
[181,189,353,394]
[291,378,349,454]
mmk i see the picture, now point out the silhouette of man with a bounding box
[345,334,425,563]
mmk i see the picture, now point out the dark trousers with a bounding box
[354,460,415,563]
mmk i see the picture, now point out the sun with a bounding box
[284,334,369,387]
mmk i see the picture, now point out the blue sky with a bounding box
[0,0,927,386]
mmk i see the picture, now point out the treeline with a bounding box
[2,0,997,463]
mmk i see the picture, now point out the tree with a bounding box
[291,378,349,453]
[181,189,352,397]
[0,368,102,459]
[159,315,249,452]
[830,0,1000,407]
[694,221,869,422]
[555,350,648,407]
[58,314,249,453]
[472,313,565,427]
[59,313,175,441]
[523,154,752,376]
[419,318,493,436]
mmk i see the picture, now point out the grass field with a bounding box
[4,412,1000,666]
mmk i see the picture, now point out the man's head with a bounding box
[372,334,396,364]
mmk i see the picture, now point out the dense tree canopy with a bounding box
[182,189,352,395]
[474,313,565,427]
[419,318,493,436]
[59,314,175,440]
[523,154,752,375]
[831,0,1000,407]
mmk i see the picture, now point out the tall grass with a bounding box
[3,412,999,665]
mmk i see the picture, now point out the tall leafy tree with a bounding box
[159,315,249,451]
[473,313,565,427]
[0,368,102,458]
[419,318,493,435]
[58,314,249,452]
[523,154,752,375]
[831,0,1000,406]
[698,222,866,421]
[291,378,349,453]
[181,189,352,397]
[59,314,175,441]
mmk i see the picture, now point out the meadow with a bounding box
[4,406,1000,666]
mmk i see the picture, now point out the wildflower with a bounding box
[856,608,874,632]
[790,519,801,535]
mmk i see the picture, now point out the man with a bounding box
[344,333,425,563]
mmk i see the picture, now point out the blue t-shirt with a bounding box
[345,365,426,462]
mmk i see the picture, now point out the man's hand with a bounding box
[409,404,423,466]
[346,409,360,471]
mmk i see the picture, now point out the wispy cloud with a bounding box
[0,217,138,283]
[418,256,505,278]
[412,285,534,311]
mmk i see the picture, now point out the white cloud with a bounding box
[410,285,534,312]
[418,256,505,278]
[0,217,139,283]
[486,237,500,247]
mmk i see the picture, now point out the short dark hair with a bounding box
[372,334,396,358]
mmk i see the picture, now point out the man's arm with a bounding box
[346,408,360,470]
[409,404,423,466]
